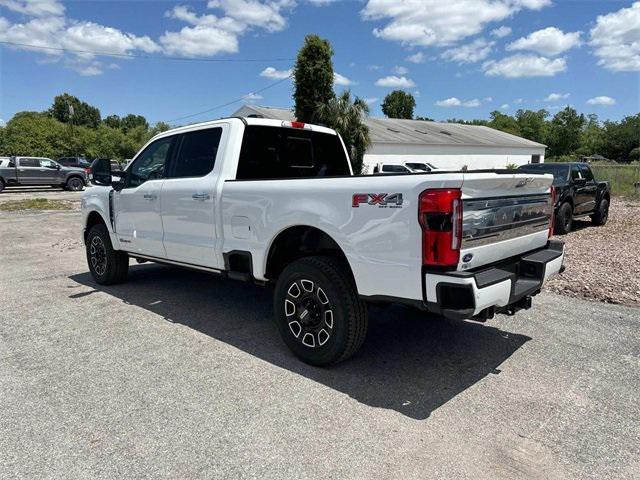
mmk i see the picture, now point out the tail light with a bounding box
[419,188,462,267]
[282,121,311,130]
[548,186,556,238]
[84,168,91,174]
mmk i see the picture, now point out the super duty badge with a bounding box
[352,193,403,208]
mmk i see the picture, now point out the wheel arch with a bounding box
[84,210,109,243]
[264,225,354,285]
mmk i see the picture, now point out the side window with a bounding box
[382,164,409,173]
[531,154,541,164]
[284,137,313,168]
[580,165,594,181]
[40,159,56,168]
[571,166,582,181]
[170,128,222,178]
[126,137,173,188]
[19,158,39,167]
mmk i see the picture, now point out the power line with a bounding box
[165,75,292,124]
[0,40,293,63]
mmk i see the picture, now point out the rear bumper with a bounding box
[424,240,564,321]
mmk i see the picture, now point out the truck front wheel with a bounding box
[66,177,84,191]
[86,224,129,285]
[273,256,368,366]
[591,198,609,226]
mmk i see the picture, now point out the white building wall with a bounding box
[363,144,545,171]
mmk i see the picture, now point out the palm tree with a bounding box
[315,90,371,175]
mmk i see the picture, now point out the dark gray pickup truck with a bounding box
[0,156,87,193]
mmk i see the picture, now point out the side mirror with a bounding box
[56,164,61,170]
[90,158,112,186]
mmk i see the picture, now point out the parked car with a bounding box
[82,117,564,365]
[404,162,441,172]
[518,162,610,234]
[58,157,92,169]
[0,156,87,192]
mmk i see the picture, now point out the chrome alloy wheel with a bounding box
[284,279,334,348]
[89,235,107,276]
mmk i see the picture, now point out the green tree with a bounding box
[2,112,66,157]
[577,114,605,156]
[601,114,640,162]
[103,115,122,129]
[547,107,585,156]
[293,34,335,123]
[381,90,416,119]
[487,111,520,136]
[49,93,101,128]
[316,90,371,174]
[515,109,548,143]
[121,114,149,132]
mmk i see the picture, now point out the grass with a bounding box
[590,164,640,197]
[0,198,74,211]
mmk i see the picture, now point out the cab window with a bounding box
[580,165,594,181]
[19,158,39,167]
[571,165,582,181]
[169,128,222,178]
[126,137,174,188]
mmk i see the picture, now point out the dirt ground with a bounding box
[547,197,640,306]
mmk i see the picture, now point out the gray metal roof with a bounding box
[233,105,546,149]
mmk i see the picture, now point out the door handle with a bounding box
[192,193,210,201]
[143,193,157,200]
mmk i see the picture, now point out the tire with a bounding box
[86,224,129,285]
[554,202,573,235]
[66,176,84,191]
[591,198,609,226]
[0,178,4,193]
[273,256,368,366]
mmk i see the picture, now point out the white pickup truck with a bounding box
[82,117,564,365]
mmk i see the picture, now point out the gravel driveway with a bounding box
[547,198,640,306]
[1,209,639,479]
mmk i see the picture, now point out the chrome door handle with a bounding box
[192,193,210,200]
[143,194,157,200]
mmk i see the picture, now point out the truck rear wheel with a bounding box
[273,256,368,366]
[66,177,84,191]
[86,224,129,285]
[591,198,609,226]
[554,202,573,235]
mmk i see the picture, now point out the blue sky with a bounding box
[1,0,639,126]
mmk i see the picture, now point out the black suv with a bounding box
[518,162,610,234]
[58,157,92,169]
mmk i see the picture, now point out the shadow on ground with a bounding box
[70,264,530,420]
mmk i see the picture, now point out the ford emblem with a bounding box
[462,253,474,263]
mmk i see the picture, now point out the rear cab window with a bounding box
[235,126,350,180]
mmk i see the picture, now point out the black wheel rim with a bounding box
[284,279,333,348]
[564,213,571,230]
[70,179,82,190]
[602,204,609,222]
[89,236,107,276]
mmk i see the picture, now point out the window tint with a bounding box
[40,159,56,168]
[126,137,173,188]
[382,164,409,173]
[571,166,582,180]
[580,165,594,181]
[170,128,222,178]
[236,126,350,180]
[19,158,39,167]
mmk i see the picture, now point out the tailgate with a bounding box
[459,172,553,271]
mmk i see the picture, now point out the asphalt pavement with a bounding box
[0,209,638,479]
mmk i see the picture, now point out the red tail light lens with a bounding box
[84,168,91,174]
[548,185,556,238]
[419,188,462,267]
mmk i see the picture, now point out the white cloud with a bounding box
[243,92,263,103]
[500,103,510,109]
[544,92,569,102]
[334,72,356,86]
[0,0,64,17]
[491,25,511,38]
[206,0,291,33]
[435,97,481,107]
[590,2,640,72]
[392,65,408,74]
[514,97,524,104]
[406,52,425,63]
[260,66,292,79]
[367,64,381,70]
[483,96,493,102]
[361,0,550,47]
[307,0,336,5]
[441,38,494,63]
[483,54,567,78]
[364,97,379,105]
[586,96,616,106]
[507,27,581,56]
[375,75,416,88]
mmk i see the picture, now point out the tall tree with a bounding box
[49,93,101,128]
[121,114,149,132]
[547,107,585,156]
[293,34,335,123]
[381,90,416,119]
[488,111,521,136]
[515,109,549,144]
[103,115,122,129]
[601,114,640,162]
[316,90,371,174]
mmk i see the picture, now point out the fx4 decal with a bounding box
[352,193,404,208]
